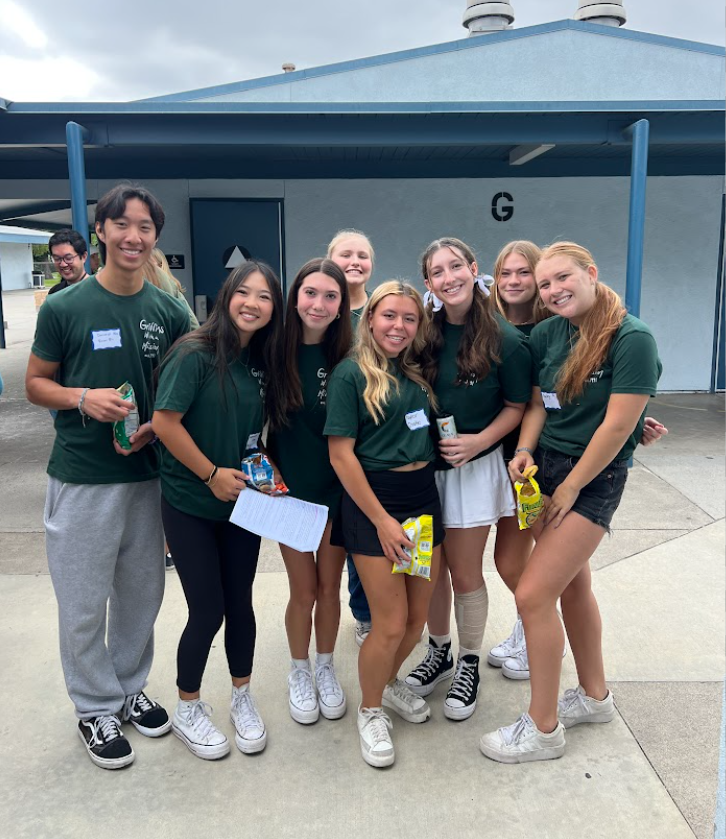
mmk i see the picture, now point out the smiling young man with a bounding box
[47,229,89,295]
[26,184,191,770]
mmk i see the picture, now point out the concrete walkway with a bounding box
[1,289,723,839]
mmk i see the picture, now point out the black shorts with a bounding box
[332,463,445,556]
[534,448,629,532]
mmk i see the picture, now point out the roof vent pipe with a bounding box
[573,1,626,27]
[463,2,515,36]
[282,63,296,73]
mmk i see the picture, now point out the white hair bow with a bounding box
[423,274,492,312]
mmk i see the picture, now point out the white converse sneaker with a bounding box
[172,700,230,760]
[288,665,319,724]
[230,685,267,753]
[357,706,394,768]
[382,678,431,723]
[502,642,567,681]
[558,686,616,729]
[479,713,566,764]
[501,647,531,680]
[355,620,372,647]
[487,616,525,667]
[315,660,347,720]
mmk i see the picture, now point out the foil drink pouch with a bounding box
[113,382,139,451]
[241,453,289,496]
[392,514,433,580]
[514,464,543,530]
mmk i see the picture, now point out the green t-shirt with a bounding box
[31,276,191,484]
[530,313,662,460]
[267,343,342,516]
[324,357,435,471]
[432,314,532,470]
[501,320,538,458]
[155,345,266,521]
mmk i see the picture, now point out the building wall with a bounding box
[0,242,34,290]
[195,30,725,104]
[1,175,721,390]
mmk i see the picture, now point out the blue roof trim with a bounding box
[0,98,10,111]
[138,20,725,104]
[5,100,724,115]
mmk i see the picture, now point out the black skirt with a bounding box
[332,463,445,556]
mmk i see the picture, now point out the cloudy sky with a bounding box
[1,0,723,102]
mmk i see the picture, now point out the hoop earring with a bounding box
[335,313,341,320]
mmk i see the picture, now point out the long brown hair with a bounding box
[419,237,501,387]
[538,242,626,404]
[355,281,435,423]
[492,240,551,324]
[273,258,352,428]
[162,261,286,425]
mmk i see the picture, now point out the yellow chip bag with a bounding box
[514,465,544,531]
[392,515,433,581]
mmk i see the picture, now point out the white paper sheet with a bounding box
[229,490,329,552]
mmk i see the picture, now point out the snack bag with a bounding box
[113,382,140,450]
[392,515,433,581]
[514,465,543,530]
[241,453,289,496]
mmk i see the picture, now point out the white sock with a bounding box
[291,658,311,670]
[315,652,333,667]
[429,632,451,647]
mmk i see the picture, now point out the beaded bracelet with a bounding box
[514,446,534,456]
[78,387,90,427]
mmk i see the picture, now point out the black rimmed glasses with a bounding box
[50,253,81,265]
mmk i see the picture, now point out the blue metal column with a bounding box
[65,122,90,273]
[623,119,650,317]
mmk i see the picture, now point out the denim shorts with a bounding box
[534,448,629,532]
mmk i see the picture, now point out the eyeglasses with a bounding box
[51,253,80,265]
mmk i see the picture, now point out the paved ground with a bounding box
[0,289,724,839]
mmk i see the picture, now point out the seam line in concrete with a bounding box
[635,458,719,523]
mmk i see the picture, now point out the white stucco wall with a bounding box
[0,242,34,290]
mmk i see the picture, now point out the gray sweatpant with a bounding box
[44,477,165,719]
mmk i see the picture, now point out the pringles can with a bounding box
[436,415,458,439]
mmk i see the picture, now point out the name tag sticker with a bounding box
[405,409,430,431]
[91,329,122,351]
[541,391,562,410]
[245,432,261,450]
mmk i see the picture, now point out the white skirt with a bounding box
[434,445,515,529]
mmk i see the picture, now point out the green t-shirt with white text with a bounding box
[155,345,266,520]
[530,313,662,460]
[432,314,532,470]
[31,276,191,484]
[324,357,435,471]
[267,343,342,516]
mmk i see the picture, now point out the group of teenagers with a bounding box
[26,182,664,772]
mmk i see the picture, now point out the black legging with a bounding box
[162,497,261,693]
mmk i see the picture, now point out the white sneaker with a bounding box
[230,685,267,753]
[558,686,616,729]
[288,665,319,724]
[172,700,230,761]
[502,647,531,680]
[357,706,394,768]
[382,678,431,723]
[479,713,566,764]
[355,621,371,647]
[315,660,347,720]
[502,642,567,681]
[487,616,525,667]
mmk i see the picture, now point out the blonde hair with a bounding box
[326,229,375,264]
[492,240,550,324]
[355,280,435,423]
[146,247,184,293]
[538,242,626,404]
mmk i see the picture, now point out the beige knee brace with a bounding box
[454,583,489,653]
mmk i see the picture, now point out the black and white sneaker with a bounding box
[444,655,480,721]
[165,552,175,571]
[404,638,455,696]
[78,715,135,769]
[122,691,172,737]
